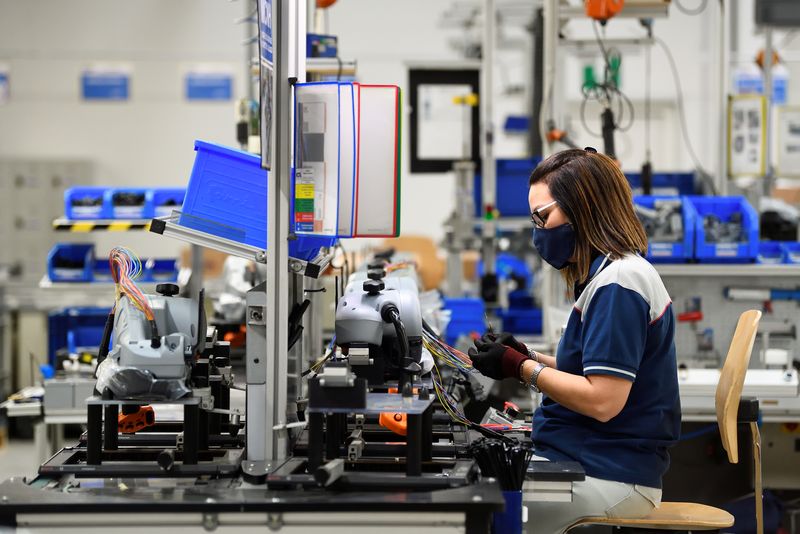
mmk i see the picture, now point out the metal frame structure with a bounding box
[537,0,733,347]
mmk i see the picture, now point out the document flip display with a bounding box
[293,81,401,238]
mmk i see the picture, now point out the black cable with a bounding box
[96,311,115,368]
[149,319,161,349]
[673,0,708,16]
[386,308,409,365]
[304,287,327,293]
[580,22,635,140]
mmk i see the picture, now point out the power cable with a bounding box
[653,35,718,194]
[579,22,635,140]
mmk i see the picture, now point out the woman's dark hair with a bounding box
[529,148,648,287]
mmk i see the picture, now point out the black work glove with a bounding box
[468,338,530,381]
[480,331,528,356]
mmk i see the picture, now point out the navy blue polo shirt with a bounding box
[532,253,681,488]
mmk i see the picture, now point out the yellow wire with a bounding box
[432,363,469,425]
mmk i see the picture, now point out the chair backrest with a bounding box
[715,310,762,464]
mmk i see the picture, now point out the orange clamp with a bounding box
[118,405,155,434]
[379,412,407,436]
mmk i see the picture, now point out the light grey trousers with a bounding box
[524,475,662,534]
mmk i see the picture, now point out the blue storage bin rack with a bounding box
[181,140,334,260]
[48,307,110,366]
[758,241,785,264]
[152,188,186,218]
[625,172,695,196]
[442,297,486,345]
[634,195,696,263]
[688,196,759,263]
[497,307,542,335]
[65,187,107,220]
[476,253,533,289]
[47,244,94,282]
[473,158,541,218]
[105,188,152,219]
[508,291,534,309]
[782,242,800,264]
[181,140,268,249]
[92,259,114,282]
[143,258,179,282]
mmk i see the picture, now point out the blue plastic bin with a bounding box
[634,195,696,263]
[65,187,107,220]
[473,158,540,218]
[625,172,695,196]
[782,242,800,264]
[92,258,113,282]
[492,490,523,534]
[106,188,152,219]
[48,307,110,366]
[477,253,533,289]
[47,244,94,282]
[442,297,486,345]
[181,140,268,248]
[181,140,334,260]
[152,188,186,218]
[688,196,759,263]
[496,308,542,335]
[144,258,179,282]
[758,242,785,264]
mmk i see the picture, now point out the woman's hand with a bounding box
[468,338,531,380]
[480,331,528,355]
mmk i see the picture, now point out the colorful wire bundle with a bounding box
[109,246,154,320]
[422,321,474,375]
[422,320,513,441]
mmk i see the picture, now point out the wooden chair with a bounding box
[570,309,763,533]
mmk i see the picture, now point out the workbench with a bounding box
[0,477,504,533]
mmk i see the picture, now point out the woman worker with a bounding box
[468,147,681,533]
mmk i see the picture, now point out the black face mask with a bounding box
[532,223,576,270]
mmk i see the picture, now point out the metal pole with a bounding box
[246,0,257,103]
[540,0,560,346]
[264,0,292,466]
[529,8,544,158]
[763,27,774,197]
[480,0,497,280]
[188,245,204,300]
[718,0,730,195]
[541,0,558,159]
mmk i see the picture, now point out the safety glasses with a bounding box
[530,200,558,228]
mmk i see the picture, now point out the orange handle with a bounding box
[118,405,155,434]
[379,412,407,436]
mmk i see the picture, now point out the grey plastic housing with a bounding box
[334,275,422,347]
[107,293,199,379]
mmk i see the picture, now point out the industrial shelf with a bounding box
[52,218,151,232]
[38,276,157,291]
[559,3,668,20]
[655,264,800,277]
[149,214,333,279]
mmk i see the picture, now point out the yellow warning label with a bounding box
[296,184,314,199]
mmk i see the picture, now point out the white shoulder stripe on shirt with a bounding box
[583,365,637,379]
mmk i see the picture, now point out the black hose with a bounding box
[149,319,161,348]
[96,311,115,367]
[385,307,409,365]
